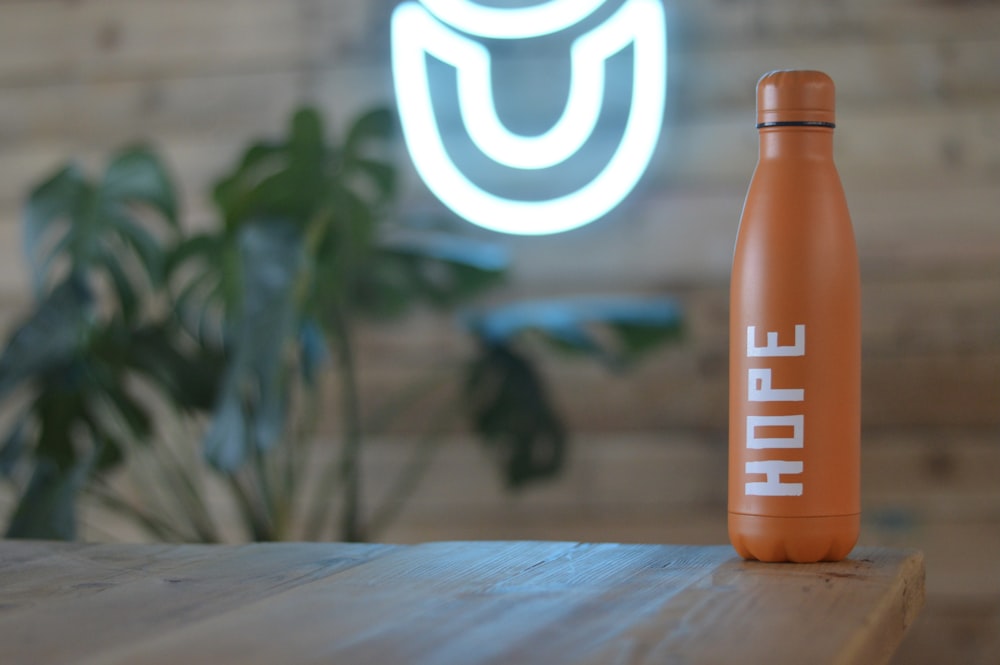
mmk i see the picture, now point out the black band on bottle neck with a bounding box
[756,121,836,129]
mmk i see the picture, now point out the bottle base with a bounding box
[728,513,859,563]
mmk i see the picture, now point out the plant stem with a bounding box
[86,481,192,542]
[362,368,455,438]
[330,307,364,542]
[289,379,317,526]
[152,418,220,543]
[225,472,271,541]
[251,444,277,539]
[367,403,455,537]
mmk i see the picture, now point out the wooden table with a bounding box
[0,540,923,665]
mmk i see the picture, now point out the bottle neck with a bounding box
[758,128,834,160]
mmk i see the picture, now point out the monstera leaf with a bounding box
[213,107,395,234]
[202,220,305,471]
[0,147,216,539]
[465,342,566,488]
[198,107,397,471]
[23,146,178,321]
[5,459,91,540]
[354,230,509,319]
[463,296,682,487]
[0,274,94,399]
[198,107,511,474]
[465,296,683,368]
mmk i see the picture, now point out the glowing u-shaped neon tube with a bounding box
[391,0,667,235]
[420,0,606,39]
[423,7,608,170]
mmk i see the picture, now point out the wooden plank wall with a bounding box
[1,1,999,663]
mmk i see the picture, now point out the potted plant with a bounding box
[0,106,682,542]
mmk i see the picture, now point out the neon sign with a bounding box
[391,0,667,235]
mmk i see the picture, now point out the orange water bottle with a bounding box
[728,70,860,563]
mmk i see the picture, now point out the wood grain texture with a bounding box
[0,541,399,664]
[0,540,923,665]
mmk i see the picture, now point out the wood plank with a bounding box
[0,64,396,154]
[370,509,999,603]
[72,541,590,665]
[0,0,369,84]
[0,540,400,664]
[0,542,245,610]
[373,510,995,603]
[8,428,985,655]
[862,352,1000,427]
[672,38,1000,114]
[22,542,917,665]
[863,432,1000,520]
[0,72,307,153]
[674,0,1000,44]
[3,0,999,83]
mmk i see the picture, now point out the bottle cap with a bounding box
[756,70,835,128]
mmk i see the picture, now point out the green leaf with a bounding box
[94,434,126,471]
[96,248,139,322]
[105,210,167,288]
[290,108,325,155]
[166,232,226,275]
[116,324,224,413]
[77,404,127,472]
[0,418,29,477]
[464,296,683,368]
[330,181,378,249]
[100,381,154,441]
[203,392,247,472]
[22,163,89,291]
[229,142,286,191]
[344,107,395,160]
[0,274,94,399]
[350,254,417,320]
[608,320,685,363]
[5,459,88,540]
[464,343,566,488]
[213,112,327,229]
[298,319,329,387]
[212,143,285,228]
[352,158,397,203]
[342,108,396,205]
[22,148,176,321]
[34,384,87,469]
[379,230,509,272]
[347,232,507,319]
[202,220,304,470]
[166,231,235,345]
[101,145,179,227]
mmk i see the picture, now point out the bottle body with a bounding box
[728,126,860,563]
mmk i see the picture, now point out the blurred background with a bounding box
[1,0,999,663]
